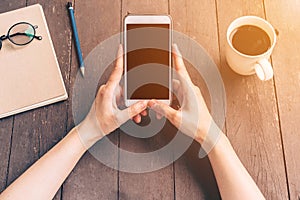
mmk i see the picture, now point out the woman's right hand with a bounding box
[149,44,221,150]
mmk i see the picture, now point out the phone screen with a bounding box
[126,24,170,99]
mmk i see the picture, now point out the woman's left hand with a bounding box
[77,44,148,149]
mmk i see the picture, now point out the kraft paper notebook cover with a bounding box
[0,4,68,119]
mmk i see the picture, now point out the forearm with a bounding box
[0,128,87,200]
[207,133,265,200]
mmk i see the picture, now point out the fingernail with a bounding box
[150,103,155,109]
[136,116,141,123]
[148,99,156,108]
[148,102,156,110]
[139,100,147,108]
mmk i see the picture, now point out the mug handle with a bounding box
[254,59,274,81]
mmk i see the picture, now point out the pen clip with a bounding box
[67,2,73,9]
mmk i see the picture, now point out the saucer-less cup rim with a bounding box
[226,15,277,59]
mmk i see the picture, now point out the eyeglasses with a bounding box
[0,22,42,50]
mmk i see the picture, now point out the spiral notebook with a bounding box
[0,4,68,119]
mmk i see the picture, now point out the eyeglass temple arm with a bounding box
[0,35,8,40]
[0,36,4,49]
[0,35,8,49]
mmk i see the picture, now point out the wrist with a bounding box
[76,119,103,149]
[196,120,224,157]
[207,133,230,159]
[195,117,215,144]
[70,127,89,153]
[76,104,104,149]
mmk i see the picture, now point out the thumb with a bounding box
[118,100,148,125]
[149,100,178,124]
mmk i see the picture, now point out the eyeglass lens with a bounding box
[8,23,35,45]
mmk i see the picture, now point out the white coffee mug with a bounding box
[225,16,277,81]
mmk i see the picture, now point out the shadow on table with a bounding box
[119,114,220,200]
[177,139,221,200]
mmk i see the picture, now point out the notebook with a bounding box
[0,4,68,119]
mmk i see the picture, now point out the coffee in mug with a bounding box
[225,16,277,81]
[231,25,271,56]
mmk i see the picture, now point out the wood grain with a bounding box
[119,1,174,199]
[172,138,220,200]
[170,0,221,199]
[0,0,27,193]
[62,0,121,199]
[216,0,289,199]
[118,121,175,200]
[0,117,13,192]
[264,0,300,199]
[6,112,41,185]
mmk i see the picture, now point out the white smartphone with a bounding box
[124,15,172,107]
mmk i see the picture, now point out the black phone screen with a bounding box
[126,24,170,99]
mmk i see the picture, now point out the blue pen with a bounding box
[67,2,85,76]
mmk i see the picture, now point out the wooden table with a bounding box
[1,0,299,199]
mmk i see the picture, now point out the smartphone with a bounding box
[124,15,172,106]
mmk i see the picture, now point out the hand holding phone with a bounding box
[149,44,218,148]
[77,45,149,148]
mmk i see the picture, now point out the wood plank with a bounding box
[119,122,175,200]
[119,1,174,199]
[170,0,221,199]
[173,140,220,199]
[0,0,26,13]
[170,0,220,64]
[215,0,289,199]
[6,112,41,185]
[263,0,300,199]
[3,1,72,199]
[0,1,27,193]
[62,0,121,199]
[0,117,13,193]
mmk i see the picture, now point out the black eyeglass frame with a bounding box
[0,22,42,49]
